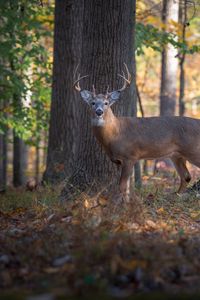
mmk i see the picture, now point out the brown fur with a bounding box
[93,106,200,198]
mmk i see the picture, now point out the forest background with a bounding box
[1,0,200,298]
[0,0,200,189]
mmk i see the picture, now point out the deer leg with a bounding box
[171,156,191,193]
[119,160,134,202]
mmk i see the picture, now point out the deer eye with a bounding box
[104,102,108,106]
[92,101,95,106]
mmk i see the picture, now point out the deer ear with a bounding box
[80,90,92,104]
[109,91,121,105]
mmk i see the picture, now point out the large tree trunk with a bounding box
[43,0,84,183]
[61,0,137,200]
[160,0,179,116]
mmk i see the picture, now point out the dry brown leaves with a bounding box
[0,171,200,299]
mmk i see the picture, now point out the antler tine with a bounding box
[117,63,131,92]
[118,70,126,79]
[75,73,81,92]
[92,84,96,97]
[73,64,89,91]
[73,63,79,79]
[106,85,109,94]
[73,73,89,92]
[124,63,131,81]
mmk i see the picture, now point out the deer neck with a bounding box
[92,108,119,146]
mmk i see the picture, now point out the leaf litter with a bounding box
[0,172,200,299]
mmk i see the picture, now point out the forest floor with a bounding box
[0,167,200,300]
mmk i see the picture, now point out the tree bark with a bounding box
[61,0,137,200]
[160,0,179,116]
[35,140,40,182]
[0,132,7,192]
[157,0,179,171]
[178,0,187,117]
[0,99,7,192]
[43,0,84,183]
[13,133,27,187]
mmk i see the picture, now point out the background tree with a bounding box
[0,0,199,189]
[178,0,187,116]
[43,0,84,184]
[0,117,7,192]
[0,0,52,188]
[13,133,27,186]
[160,0,179,116]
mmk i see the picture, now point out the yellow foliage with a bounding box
[157,207,165,215]
[145,16,165,30]
[37,15,54,23]
[185,31,193,39]
[190,211,200,221]
[136,0,147,14]
[36,15,54,30]
[168,19,180,29]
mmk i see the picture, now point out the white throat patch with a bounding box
[91,118,105,127]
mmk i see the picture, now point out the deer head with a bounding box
[73,64,131,126]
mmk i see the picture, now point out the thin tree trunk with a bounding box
[0,132,7,192]
[12,91,27,187]
[136,84,144,118]
[136,84,147,175]
[35,141,40,182]
[179,0,187,116]
[160,0,179,116]
[10,50,27,187]
[179,56,185,116]
[43,129,48,167]
[13,133,27,187]
[0,99,7,192]
[157,0,179,171]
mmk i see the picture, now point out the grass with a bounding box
[0,171,200,299]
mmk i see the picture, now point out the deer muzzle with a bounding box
[96,108,104,117]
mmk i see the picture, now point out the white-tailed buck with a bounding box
[74,64,200,201]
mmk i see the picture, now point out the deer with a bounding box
[74,64,200,201]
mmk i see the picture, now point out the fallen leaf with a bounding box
[157,207,165,214]
[98,197,107,206]
[145,219,157,229]
[52,255,72,267]
[61,216,72,223]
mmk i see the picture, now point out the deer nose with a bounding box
[96,109,103,116]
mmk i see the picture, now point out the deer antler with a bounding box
[117,63,131,92]
[73,74,89,92]
[105,85,110,98]
[92,84,96,97]
[73,65,88,92]
[106,63,131,96]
